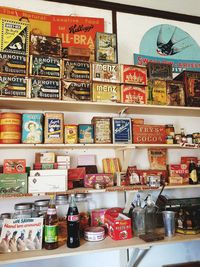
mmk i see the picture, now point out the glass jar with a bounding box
[75,194,90,237]
[34,199,50,218]
[56,194,68,246]
[13,202,33,219]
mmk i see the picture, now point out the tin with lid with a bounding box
[84,226,105,242]
[13,202,33,218]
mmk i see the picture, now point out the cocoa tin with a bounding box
[64,124,78,144]
[78,124,94,144]
[92,117,112,144]
[112,118,132,144]
[92,82,121,102]
[63,60,90,80]
[0,75,27,98]
[44,113,64,144]
[121,84,146,104]
[166,81,185,106]
[62,80,91,101]
[29,55,61,78]
[120,64,147,85]
[84,226,105,242]
[147,79,167,105]
[147,62,173,80]
[0,53,28,75]
[92,62,120,83]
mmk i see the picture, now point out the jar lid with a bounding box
[34,199,49,207]
[56,194,68,204]
[14,202,33,210]
[0,213,11,219]
[75,193,87,200]
[84,226,105,234]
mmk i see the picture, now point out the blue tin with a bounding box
[22,113,44,144]
[112,118,132,144]
[78,124,94,144]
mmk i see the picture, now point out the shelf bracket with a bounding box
[127,247,151,267]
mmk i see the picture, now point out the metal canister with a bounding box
[0,113,22,144]
[13,202,33,219]
[84,226,105,242]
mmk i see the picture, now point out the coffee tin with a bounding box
[44,113,64,144]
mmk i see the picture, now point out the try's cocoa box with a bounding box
[0,53,28,75]
[92,62,120,83]
[3,159,26,174]
[147,62,173,80]
[63,60,90,80]
[84,173,114,188]
[120,64,147,85]
[168,164,189,184]
[147,79,167,105]
[132,124,166,144]
[121,84,146,104]
[92,117,112,144]
[166,81,185,106]
[92,82,121,102]
[62,80,91,101]
[0,75,28,98]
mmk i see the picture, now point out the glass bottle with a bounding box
[67,194,80,248]
[132,194,145,236]
[44,195,58,250]
[180,128,187,143]
[145,194,156,233]
[189,160,198,184]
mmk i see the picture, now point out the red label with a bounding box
[68,215,79,222]
[121,65,147,85]
[47,208,57,215]
[121,85,146,104]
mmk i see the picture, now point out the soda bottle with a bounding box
[44,195,58,250]
[67,194,80,248]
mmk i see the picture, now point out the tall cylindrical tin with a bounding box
[0,113,21,144]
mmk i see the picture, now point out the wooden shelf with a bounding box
[1,98,200,117]
[0,233,199,265]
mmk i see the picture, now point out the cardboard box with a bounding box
[168,164,189,184]
[102,158,121,174]
[3,159,26,174]
[91,208,107,227]
[77,154,96,166]
[0,173,27,194]
[67,46,90,61]
[120,64,147,85]
[92,62,120,83]
[35,152,55,164]
[30,169,67,177]
[84,173,114,188]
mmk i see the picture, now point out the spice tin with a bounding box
[0,173,27,194]
[147,62,173,80]
[84,226,105,242]
[92,62,120,83]
[92,117,112,144]
[64,124,78,144]
[22,113,44,144]
[30,34,62,57]
[63,60,90,80]
[44,113,64,144]
[166,81,185,106]
[29,55,61,78]
[62,80,91,101]
[92,82,121,102]
[0,75,27,98]
[121,84,146,104]
[0,18,29,55]
[3,159,26,174]
[0,53,28,75]
[112,118,132,144]
[147,79,167,105]
[78,124,94,144]
[29,78,61,99]
[120,64,147,85]
[0,112,21,144]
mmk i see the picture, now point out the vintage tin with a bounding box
[92,82,121,102]
[64,124,78,144]
[91,208,107,227]
[131,118,144,125]
[0,173,27,194]
[0,53,28,75]
[84,173,114,188]
[44,113,64,144]
[121,84,146,104]
[0,75,27,98]
[120,64,147,85]
[62,80,91,101]
[78,124,94,144]
[147,79,167,105]
[95,32,117,63]
[30,34,62,57]
[84,226,105,242]
[166,81,185,106]
[0,18,29,55]
[92,62,120,83]
[67,46,90,61]
[22,113,44,144]
[148,148,167,170]
[0,112,21,144]
[168,164,189,184]
[92,116,112,144]
[3,159,26,174]
[29,55,61,78]
[112,118,132,144]
[147,62,173,80]
[29,78,61,99]
[132,124,166,144]
[63,60,90,80]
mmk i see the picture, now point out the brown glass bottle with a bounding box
[44,196,58,250]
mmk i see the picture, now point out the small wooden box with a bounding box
[0,53,28,76]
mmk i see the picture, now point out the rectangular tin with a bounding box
[62,80,91,101]
[84,173,114,188]
[29,55,61,78]
[92,82,121,102]
[166,81,185,106]
[92,62,120,83]
[22,113,44,144]
[0,52,28,75]
[112,118,132,144]
[148,148,167,170]
[92,116,112,144]
[0,173,27,194]
[64,124,78,144]
[3,159,26,174]
[29,78,61,99]
[30,34,62,57]
[78,124,94,144]
[44,113,64,144]
[63,60,90,80]
[147,79,167,105]
[67,46,90,61]
[120,64,147,85]
[95,32,117,63]
[121,84,146,104]
[0,75,27,97]
[147,62,173,80]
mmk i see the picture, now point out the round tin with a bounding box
[84,226,105,242]
[0,113,21,144]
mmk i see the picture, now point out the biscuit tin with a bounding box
[0,53,28,75]
[0,75,27,97]
[62,80,91,101]
[29,55,61,78]
[63,60,90,80]
[44,113,64,144]
[147,79,167,105]
[147,62,173,80]
[112,118,132,144]
[64,124,78,144]
[121,84,146,104]
[120,64,147,85]
[92,116,112,144]
[3,159,26,174]
[92,62,120,83]
[29,78,61,99]
[22,113,43,144]
[92,82,121,102]
[166,81,185,106]
[67,46,90,61]
[78,124,94,144]
[0,173,27,194]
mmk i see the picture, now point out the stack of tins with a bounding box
[0,113,22,144]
